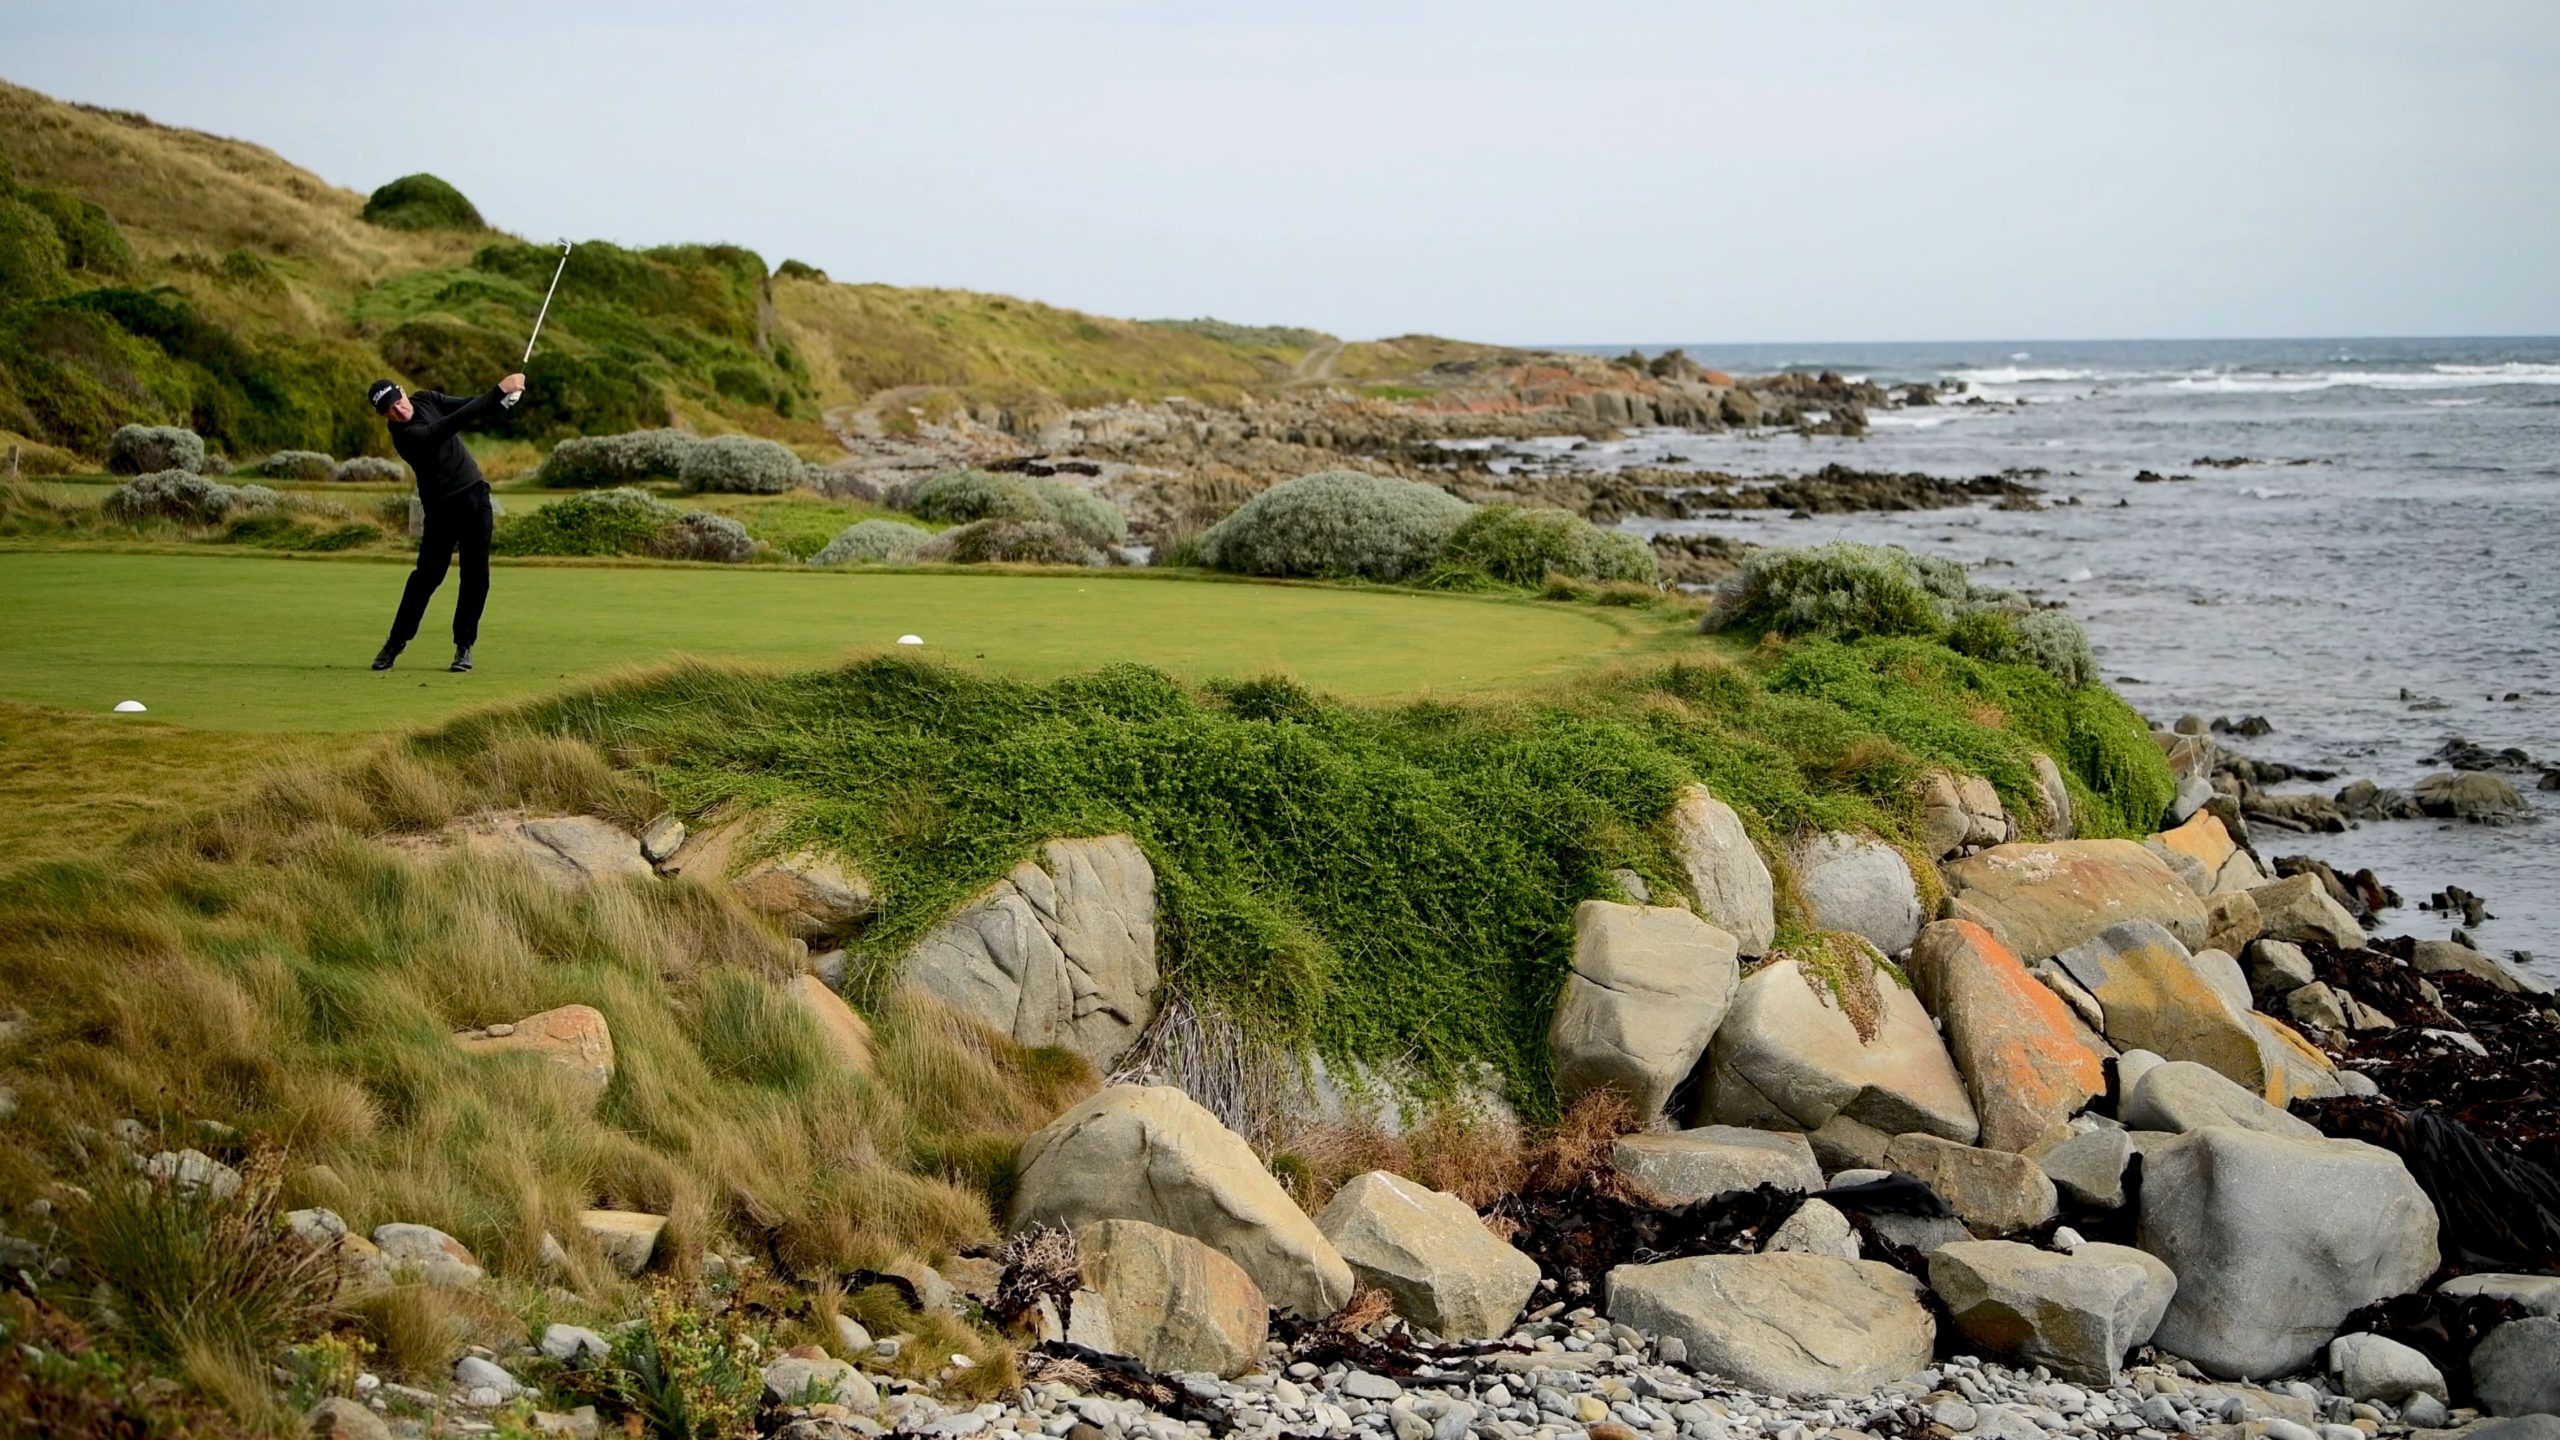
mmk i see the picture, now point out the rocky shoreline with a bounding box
[237,722,2560,1440]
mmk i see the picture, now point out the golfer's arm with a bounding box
[416,387,507,442]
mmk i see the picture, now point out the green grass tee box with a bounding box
[0,550,1655,732]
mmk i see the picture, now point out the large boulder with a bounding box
[1919,772,2013,859]
[1699,954,1979,1144]
[1612,1126,1823,1203]
[1943,841,2209,962]
[510,816,654,888]
[2121,1060,2321,1139]
[2438,1273,2560,1316]
[578,1209,666,1277]
[2415,771,2527,822]
[2412,940,2549,996]
[1927,1240,2176,1384]
[2052,922,2269,1094]
[1315,1172,1539,1339]
[1908,921,2105,1153]
[2325,1332,2448,1406]
[1606,1253,1934,1395]
[2202,891,2262,958]
[1069,1219,1267,1378]
[454,1005,615,1105]
[1882,1134,2058,1236]
[371,1223,484,1287]
[2152,812,2237,878]
[670,820,876,940]
[2035,1126,2133,1210]
[1669,785,1776,956]
[1010,1084,1352,1317]
[2137,1126,2439,1378]
[1792,833,1923,957]
[1548,901,1740,1119]
[2250,874,2366,950]
[2031,755,2075,841]
[904,836,1159,1068]
[2471,1317,2560,1417]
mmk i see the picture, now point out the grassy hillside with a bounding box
[0,77,1370,467]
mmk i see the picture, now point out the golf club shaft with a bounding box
[502,241,572,409]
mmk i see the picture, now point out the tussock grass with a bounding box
[0,729,1100,1346]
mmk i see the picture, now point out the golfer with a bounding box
[365,372,524,672]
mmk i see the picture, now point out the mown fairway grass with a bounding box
[0,549,1666,733]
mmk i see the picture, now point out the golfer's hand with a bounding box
[499,373,527,395]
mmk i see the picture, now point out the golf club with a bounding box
[501,239,572,409]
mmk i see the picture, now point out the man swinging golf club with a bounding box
[366,373,522,672]
[367,240,570,674]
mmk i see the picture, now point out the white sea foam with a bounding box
[1866,412,1959,429]
[1947,366,2100,385]
[2153,363,2560,394]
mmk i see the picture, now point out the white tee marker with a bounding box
[113,700,147,713]
[896,634,924,646]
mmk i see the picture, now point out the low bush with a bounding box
[1706,540,2100,687]
[332,455,408,485]
[1948,606,2099,689]
[774,258,829,282]
[358,173,485,231]
[1195,469,1470,582]
[915,516,1106,567]
[676,433,803,495]
[534,429,698,489]
[101,470,280,524]
[491,487,675,557]
[652,510,757,563]
[1703,541,1946,641]
[105,424,206,476]
[248,450,336,482]
[887,469,1127,546]
[811,518,932,566]
[1433,504,1657,588]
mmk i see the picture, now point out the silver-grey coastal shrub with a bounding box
[914,516,1107,567]
[1196,469,1471,582]
[811,518,932,566]
[249,450,337,482]
[333,456,409,485]
[105,424,207,477]
[887,469,1128,546]
[534,429,698,489]
[676,434,804,495]
[1706,539,2100,687]
[101,469,279,524]
[653,510,757,563]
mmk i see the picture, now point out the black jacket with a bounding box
[388,388,504,501]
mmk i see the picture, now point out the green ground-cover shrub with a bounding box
[1195,469,1470,582]
[887,469,1127,547]
[1432,503,1657,588]
[812,518,932,566]
[358,172,485,231]
[105,424,206,476]
[438,635,2169,1113]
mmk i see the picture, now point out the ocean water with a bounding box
[1534,338,2560,980]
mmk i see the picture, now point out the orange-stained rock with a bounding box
[1910,921,2107,1153]
[2252,1013,2342,1104]
[2055,922,2266,1092]
[2154,812,2238,877]
[789,973,876,1073]
[1943,841,2209,962]
[454,1004,615,1104]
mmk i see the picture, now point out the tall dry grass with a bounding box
[0,728,1096,1361]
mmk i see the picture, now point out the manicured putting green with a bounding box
[0,551,1651,732]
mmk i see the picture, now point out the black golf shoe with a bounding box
[449,646,474,673]
[371,644,402,671]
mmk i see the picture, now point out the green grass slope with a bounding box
[0,77,1384,465]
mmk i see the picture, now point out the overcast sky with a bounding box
[9,1,2556,344]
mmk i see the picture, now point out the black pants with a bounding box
[386,485,492,649]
